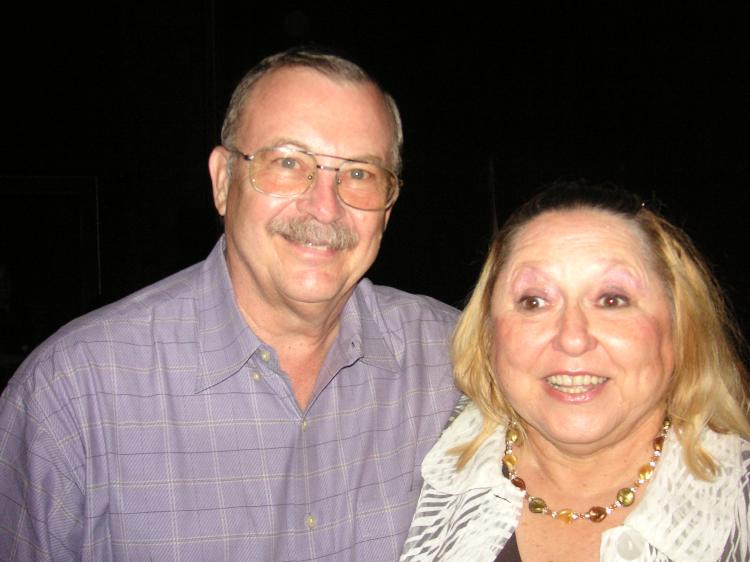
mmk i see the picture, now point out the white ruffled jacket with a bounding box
[400,402,750,562]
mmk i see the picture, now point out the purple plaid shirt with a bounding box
[0,238,459,561]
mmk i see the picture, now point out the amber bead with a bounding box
[617,488,635,506]
[511,476,526,490]
[587,506,607,522]
[638,464,654,481]
[557,509,575,523]
[528,497,547,514]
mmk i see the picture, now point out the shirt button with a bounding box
[305,514,316,529]
[251,372,261,381]
[259,350,271,362]
[301,420,308,431]
[616,529,646,560]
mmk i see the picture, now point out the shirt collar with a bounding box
[194,238,400,393]
[341,279,401,374]
[195,236,262,392]
[422,402,523,497]
[300,280,403,402]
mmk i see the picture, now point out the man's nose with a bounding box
[296,165,346,223]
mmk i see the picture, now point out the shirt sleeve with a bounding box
[0,355,85,561]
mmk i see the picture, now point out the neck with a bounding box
[230,270,353,411]
[516,409,667,505]
[238,293,346,348]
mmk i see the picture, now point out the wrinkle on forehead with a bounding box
[265,136,388,167]
[239,68,395,166]
[507,260,649,292]
[499,209,662,295]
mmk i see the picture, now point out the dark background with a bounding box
[2,4,748,383]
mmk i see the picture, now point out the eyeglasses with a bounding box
[225,145,401,211]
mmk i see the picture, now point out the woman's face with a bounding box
[491,209,674,453]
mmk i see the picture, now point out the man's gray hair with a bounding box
[220,48,404,173]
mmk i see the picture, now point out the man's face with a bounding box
[209,68,395,315]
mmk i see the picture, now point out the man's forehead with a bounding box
[246,66,377,111]
[236,66,394,160]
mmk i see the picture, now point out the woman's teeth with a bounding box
[546,374,608,394]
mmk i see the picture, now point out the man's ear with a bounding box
[382,191,398,232]
[382,207,394,232]
[209,146,230,216]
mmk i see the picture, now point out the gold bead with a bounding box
[502,453,517,471]
[506,426,520,444]
[617,488,635,506]
[653,435,665,451]
[502,463,511,479]
[557,509,575,523]
[638,464,654,481]
[528,497,547,514]
[588,506,607,522]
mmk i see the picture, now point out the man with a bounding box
[0,49,459,560]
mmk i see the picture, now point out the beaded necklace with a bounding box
[501,417,671,523]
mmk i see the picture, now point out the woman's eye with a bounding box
[518,296,547,310]
[598,294,629,307]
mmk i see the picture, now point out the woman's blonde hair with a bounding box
[453,181,750,479]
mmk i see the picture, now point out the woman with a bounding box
[401,182,750,561]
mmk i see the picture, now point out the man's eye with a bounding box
[518,296,547,310]
[278,157,299,169]
[348,168,371,181]
[598,294,629,307]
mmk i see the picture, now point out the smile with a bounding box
[545,374,608,394]
[302,240,329,249]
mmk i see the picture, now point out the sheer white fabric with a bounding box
[401,402,750,562]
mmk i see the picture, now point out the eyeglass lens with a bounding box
[249,147,396,210]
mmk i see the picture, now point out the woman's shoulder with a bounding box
[620,429,749,562]
[421,400,514,494]
[403,400,523,562]
[736,433,750,511]
[698,430,750,493]
[700,431,750,561]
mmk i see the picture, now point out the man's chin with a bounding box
[276,269,361,306]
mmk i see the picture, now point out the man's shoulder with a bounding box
[358,279,460,325]
[62,261,202,337]
[13,260,206,381]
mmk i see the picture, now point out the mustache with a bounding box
[267,217,359,250]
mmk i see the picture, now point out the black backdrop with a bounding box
[2,4,748,383]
